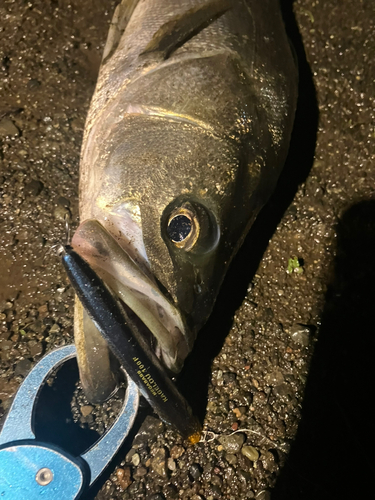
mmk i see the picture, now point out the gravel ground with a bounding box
[1,1,374,499]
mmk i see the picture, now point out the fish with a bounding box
[71,0,298,403]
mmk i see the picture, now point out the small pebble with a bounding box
[134,466,147,478]
[189,463,202,480]
[170,445,185,459]
[49,323,60,334]
[116,467,132,490]
[131,453,140,466]
[133,416,164,449]
[151,448,167,477]
[29,343,43,357]
[53,205,71,220]
[125,448,136,462]
[238,469,251,483]
[80,405,93,417]
[14,358,32,377]
[289,324,312,347]
[241,446,259,462]
[226,453,238,465]
[265,370,285,386]
[218,433,245,453]
[167,457,176,471]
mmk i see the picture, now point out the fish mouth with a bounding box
[71,219,190,402]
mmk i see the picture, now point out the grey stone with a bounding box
[218,433,245,453]
[289,324,312,347]
[151,448,168,477]
[133,415,164,449]
[14,358,32,377]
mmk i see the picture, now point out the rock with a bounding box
[80,405,93,417]
[125,448,136,462]
[116,467,132,490]
[29,342,43,357]
[128,480,145,495]
[163,484,178,499]
[131,453,140,466]
[151,448,168,477]
[211,474,222,487]
[273,383,294,402]
[37,304,48,315]
[27,79,41,90]
[218,433,245,453]
[189,463,202,480]
[170,444,185,459]
[167,457,176,471]
[260,451,278,473]
[265,370,285,386]
[289,324,312,347]
[133,415,164,449]
[238,469,251,483]
[24,179,43,196]
[53,205,70,220]
[223,372,236,385]
[49,323,60,334]
[134,466,148,478]
[0,118,19,137]
[14,358,32,377]
[225,453,238,465]
[208,485,222,498]
[241,446,259,462]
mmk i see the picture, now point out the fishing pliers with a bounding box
[0,344,139,499]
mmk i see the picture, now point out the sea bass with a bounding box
[72,0,298,403]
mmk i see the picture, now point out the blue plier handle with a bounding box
[0,345,139,499]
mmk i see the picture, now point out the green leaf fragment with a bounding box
[287,256,303,274]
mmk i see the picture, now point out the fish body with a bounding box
[72,0,298,403]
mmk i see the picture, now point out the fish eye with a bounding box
[166,208,199,250]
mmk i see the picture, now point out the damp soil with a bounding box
[1,1,375,499]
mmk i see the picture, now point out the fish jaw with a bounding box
[71,218,191,402]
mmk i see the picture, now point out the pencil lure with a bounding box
[60,244,201,443]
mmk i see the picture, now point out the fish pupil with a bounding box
[167,215,192,242]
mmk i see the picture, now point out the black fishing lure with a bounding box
[60,244,201,443]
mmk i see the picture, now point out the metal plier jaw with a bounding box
[0,345,139,499]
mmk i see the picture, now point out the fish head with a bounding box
[72,113,275,401]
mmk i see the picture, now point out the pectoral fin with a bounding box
[74,298,119,403]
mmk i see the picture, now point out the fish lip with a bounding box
[71,218,190,373]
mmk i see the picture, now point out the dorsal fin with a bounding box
[102,0,140,63]
[141,0,233,59]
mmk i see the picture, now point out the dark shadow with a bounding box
[178,0,318,420]
[272,200,375,500]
